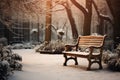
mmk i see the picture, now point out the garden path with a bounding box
[9,49,120,80]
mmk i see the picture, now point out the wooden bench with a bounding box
[62,35,106,70]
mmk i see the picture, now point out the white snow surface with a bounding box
[8,49,120,80]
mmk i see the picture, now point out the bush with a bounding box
[37,41,65,54]
[103,49,120,71]
[0,37,8,46]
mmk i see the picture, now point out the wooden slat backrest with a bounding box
[77,35,106,47]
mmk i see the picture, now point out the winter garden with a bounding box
[0,0,120,80]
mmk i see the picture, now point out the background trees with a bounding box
[106,0,120,48]
[0,0,120,48]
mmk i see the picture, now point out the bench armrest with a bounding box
[88,46,103,56]
[65,44,77,51]
[89,46,102,49]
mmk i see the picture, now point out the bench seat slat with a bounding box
[63,51,100,56]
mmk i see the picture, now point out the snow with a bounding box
[8,49,120,80]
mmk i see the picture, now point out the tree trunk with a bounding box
[45,0,52,43]
[70,0,92,36]
[83,0,92,35]
[106,0,120,48]
[64,3,78,39]
[83,14,92,35]
[98,18,104,35]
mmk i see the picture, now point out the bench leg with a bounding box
[74,57,78,65]
[63,54,67,66]
[63,54,78,66]
[98,59,103,69]
[87,59,92,70]
[99,63,103,69]
[87,58,103,70]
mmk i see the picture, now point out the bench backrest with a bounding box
[77,35,106,48]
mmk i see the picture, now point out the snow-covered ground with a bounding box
[8,49,120,80]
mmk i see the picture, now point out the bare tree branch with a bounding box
[106,0,115,18]
[93,0,113,24]
[70,0,88,15]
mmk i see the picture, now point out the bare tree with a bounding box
[70,0,113,36]
[106,0,120,48]
[54,0,78,40]
[92,0,112,35]
[45,0,52,43]
[70,0,92,35]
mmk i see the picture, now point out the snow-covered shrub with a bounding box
[108,58,120,71]
[52,41,65,54]
[0,60,13,80]
[102,50,117,64]
[103,48,120,71]
[107,49,120,71]
[37,40,65,54]
[0,45,23,80]
[10,61,22,71]
[11,54,22,61]
[0,37,8,46]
